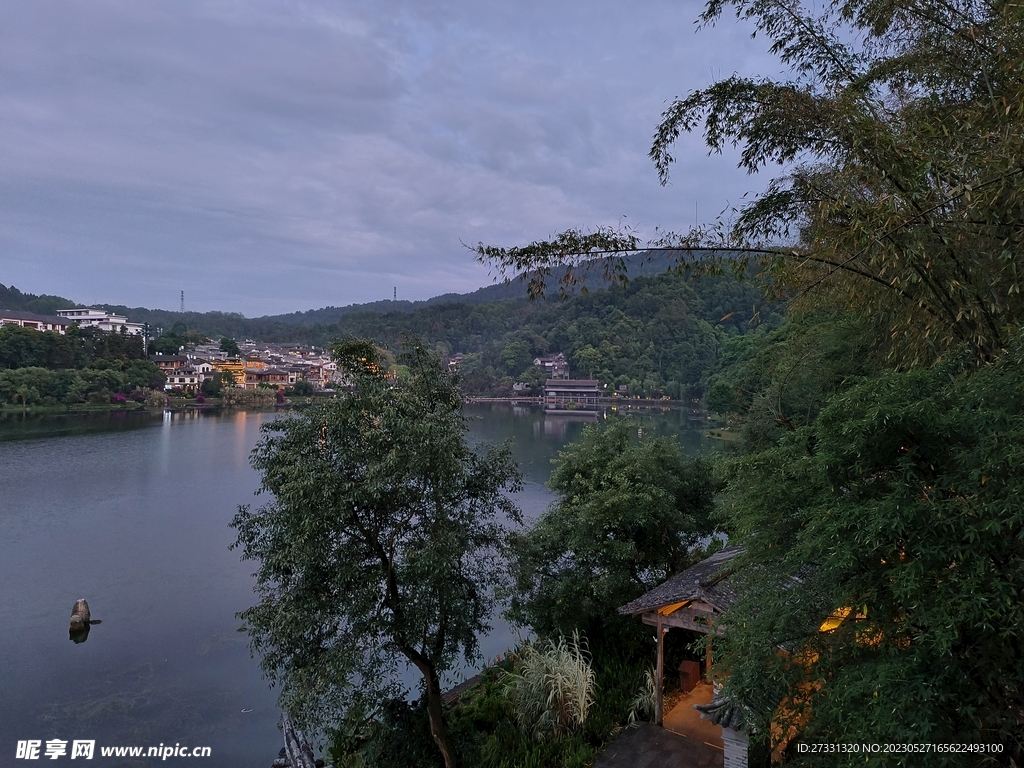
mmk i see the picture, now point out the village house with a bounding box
[0,309,72,333]
[533,352,569,378]
[192,342,227,360]
[55,308,144,335]
[151,354,189,373]
[190,359,218,378]
[164,371,200,393]
[211,358,246,387]
[244,367,290,389]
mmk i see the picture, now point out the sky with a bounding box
[0,0,781,317]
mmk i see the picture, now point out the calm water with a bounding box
[0,403,712,766]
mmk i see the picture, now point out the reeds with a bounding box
[501,631,596,739]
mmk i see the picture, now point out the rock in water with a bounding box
[69,599,91,631]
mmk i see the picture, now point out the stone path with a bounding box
[593,684,724,768]
[593,723,722,768]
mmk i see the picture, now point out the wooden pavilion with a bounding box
[618,546,751,766]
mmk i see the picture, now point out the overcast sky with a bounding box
[0,0,780,316]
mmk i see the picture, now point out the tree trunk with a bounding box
[415,659,457,768]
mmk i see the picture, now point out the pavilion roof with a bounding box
[618,545,743,616]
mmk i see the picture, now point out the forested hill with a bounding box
[282,270,778,398]
[3,264,777,398]
[2,251,718,335]
[0,283,77,315]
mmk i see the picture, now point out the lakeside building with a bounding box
[244,367,290,390]
[56,308,144,335]
[543,379,602,410]
[0,309,72,333]
[164,371,200,393]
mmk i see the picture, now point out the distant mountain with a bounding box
[2,250,737,339]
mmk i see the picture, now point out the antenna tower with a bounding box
[394,286,397,301]
[180,290,185,313]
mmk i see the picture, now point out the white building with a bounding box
[56,308,144,335]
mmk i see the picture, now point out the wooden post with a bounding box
[655,613,665,725]
[706,637,713,682]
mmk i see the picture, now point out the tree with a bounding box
[200,370,234,397]
[506,421,718,646]
[290,379,315,396]
[230,338,521,768]
[714,343,1024,762]
[475,0,1024,365]
[220,336,241,357]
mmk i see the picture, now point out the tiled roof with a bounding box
[0,309,69,324]
[695,692,754,733]
[618,546,743,616]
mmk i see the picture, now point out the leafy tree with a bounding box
[290,379,315,396]
[220,336,241,357]
[230,338,521,768]
[507,421,718,646]
[499,338,532,376]
[716,345,1024,762]
[199,371,232,397]
[702,311,879,450]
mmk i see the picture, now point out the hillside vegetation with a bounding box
[3,269,777,399]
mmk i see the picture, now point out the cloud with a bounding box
[0,0,782,316]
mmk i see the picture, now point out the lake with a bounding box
[0,403,713,766]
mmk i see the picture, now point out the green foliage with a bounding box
[0,282,76,315]
[445,652,643,768]
[220,388,276,407]
[653,0,1024,363]
[199,371,233,397]
[703,312,880,450]
[716,343,1024,763]
[312,271,768,398]
[627,667,657,724]
[507,421,719,647]
[356,699,444,768]
[0,324,146,370]
[150,328,207,355]
[0,360,164,406]
[219,336,241,356]
[290,379,315,396]
[230,338,521,767]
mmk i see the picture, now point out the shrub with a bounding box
[145,391,168,408]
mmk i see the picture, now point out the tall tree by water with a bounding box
[231,338,521,768]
